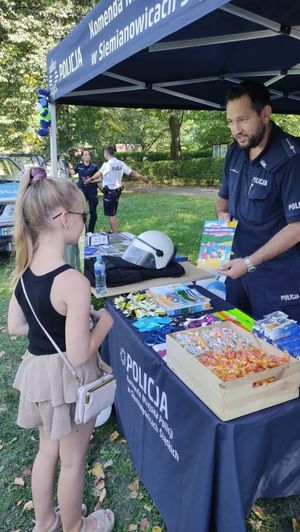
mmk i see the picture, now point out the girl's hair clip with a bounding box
[30,167,47,183]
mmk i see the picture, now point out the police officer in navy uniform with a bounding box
[217,81,300,321]
[73,149,99,233]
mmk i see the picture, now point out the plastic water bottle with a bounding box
[94,256,107,296]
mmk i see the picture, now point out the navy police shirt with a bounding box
[219,123,300,258]
[75,162,99,195]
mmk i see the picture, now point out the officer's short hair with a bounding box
[226,81,270,114]
[104,145,115,156]
[82,149,90,155]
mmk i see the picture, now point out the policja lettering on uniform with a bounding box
[252,177,268,186]
[288,202,300,211]
[280,293,300,302]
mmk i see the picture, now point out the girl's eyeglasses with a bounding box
[52,211,88,224]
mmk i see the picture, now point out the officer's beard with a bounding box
[236,122,266,150]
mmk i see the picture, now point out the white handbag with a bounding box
[21,277,116,424]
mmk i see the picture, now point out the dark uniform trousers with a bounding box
[75,162,99,233]
[226,255,300,321]
[81,187,98,233]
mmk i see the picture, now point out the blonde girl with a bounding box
[8,167,115,532]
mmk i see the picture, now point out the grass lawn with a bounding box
[0,192,299,531]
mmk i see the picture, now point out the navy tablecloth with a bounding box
[103,290,300,532]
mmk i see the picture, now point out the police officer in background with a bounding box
[92,145,149,233]
[217,81,300,321]
[72,149,99,233]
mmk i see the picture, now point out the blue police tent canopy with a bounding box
[47,0,300,114]
[47,0,300,170]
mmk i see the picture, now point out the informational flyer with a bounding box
[84,232,134,258]
[197,220,238,270]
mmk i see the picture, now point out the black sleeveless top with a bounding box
[15,265,72,356]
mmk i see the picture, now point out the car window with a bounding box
[9,154,45,169]
[0,159,21,182]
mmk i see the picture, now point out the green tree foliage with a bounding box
[56,106,171,163]
[1,0,300,159]
[182,109,300,150]
[102,108,170,151]
[183,110,231,148]
[0,0,95,152]
[273,114,300,136]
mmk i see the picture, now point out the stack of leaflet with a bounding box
[275,333,300,357]
[253,311,300,358]
[147,283,211,317]
[86,232,109,246]
[84,232,134,258]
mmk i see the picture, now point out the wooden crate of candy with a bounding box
[166,321,300,420]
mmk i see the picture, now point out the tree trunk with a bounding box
[169,111,184,160]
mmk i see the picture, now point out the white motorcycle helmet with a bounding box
[123,230,175,269]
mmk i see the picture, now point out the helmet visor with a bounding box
[122,244,156,269]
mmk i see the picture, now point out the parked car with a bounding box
[8,153,45,169]
[45,154,71,179]
[7,153,70,178]
[9,152,70,179]
[0,155,22,251]
[0,153,70,252]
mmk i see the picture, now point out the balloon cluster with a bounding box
[35,88,51,136]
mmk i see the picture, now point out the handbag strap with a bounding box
[20,276,81,384]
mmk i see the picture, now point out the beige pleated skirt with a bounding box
[13,351,103,440]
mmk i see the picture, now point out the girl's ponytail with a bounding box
[12,167,82,286]
[12,168,37,286]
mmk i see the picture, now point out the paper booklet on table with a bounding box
[84,232,134,258]
[197,220,238,270]
[147,283,211,316]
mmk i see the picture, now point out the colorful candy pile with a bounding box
[199,346,289,381]
[172,326,289,381]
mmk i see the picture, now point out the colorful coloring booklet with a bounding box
[197,220,238,270]
[147,283,211,316]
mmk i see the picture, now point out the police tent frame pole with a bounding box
[49,102,58,178]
